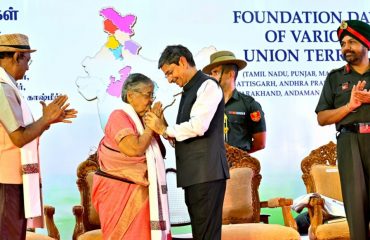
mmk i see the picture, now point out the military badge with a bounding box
[340,21,348,30]
[250,111,261,122]
[342,82,349,90]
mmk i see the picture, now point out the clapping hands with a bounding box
[353,80,370,103]
[348,81,370,111]
[40,95,78,125]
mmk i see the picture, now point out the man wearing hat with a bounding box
[315,20,370,240]
[0,33,77,238]
[203,50,266,153]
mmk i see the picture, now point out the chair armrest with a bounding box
[307,196,325,234]
[72,205,85,240]
[44,205,60,240]
[260,198,298,230]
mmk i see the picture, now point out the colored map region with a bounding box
[107,66,131,97]
[99,7,141,96]
[76,7,144,129]
[76,7,216,130]
[100,8,136,35]
[124,40,141,55]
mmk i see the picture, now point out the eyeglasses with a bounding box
[19,54,32,66]
[133,90,156,100]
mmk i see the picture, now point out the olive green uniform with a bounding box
[225,90,266,152]
[315,64,370,240]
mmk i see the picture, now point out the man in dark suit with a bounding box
[145,45,230,240]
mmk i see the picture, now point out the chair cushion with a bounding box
[78,229,103,240]
[223,168,255,223]
[86,172,100,225]
[26,231,55,240]
[314,220,350,240]
[222,223,300,240]
[311,165,342,201]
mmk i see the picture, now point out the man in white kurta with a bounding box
[0,33,77,239]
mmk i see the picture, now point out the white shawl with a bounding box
[0,67,43,228]
[122,102,171,240]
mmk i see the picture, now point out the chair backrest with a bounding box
[301,141,342,201]
[76,152,101,231]
[223,144,262,224]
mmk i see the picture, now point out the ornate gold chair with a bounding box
[26,205,60,240]
[301,141,350,240]
[221,144,300,240]
[72,152,102,240]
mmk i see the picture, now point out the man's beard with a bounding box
[344,51,360,64]
[343,48,367,65]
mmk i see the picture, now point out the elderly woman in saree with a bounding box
[91,73,171,240]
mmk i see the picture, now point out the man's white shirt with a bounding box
[166,79,223,141]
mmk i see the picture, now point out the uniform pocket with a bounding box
[227,114,244,124]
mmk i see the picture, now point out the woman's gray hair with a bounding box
[121,73,154,103]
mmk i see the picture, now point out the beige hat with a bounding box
[0,33,36,52]
[202,50,246,74]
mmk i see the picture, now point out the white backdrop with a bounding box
[1,0,369,238]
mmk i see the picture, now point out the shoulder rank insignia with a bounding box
[250,111,261,122]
